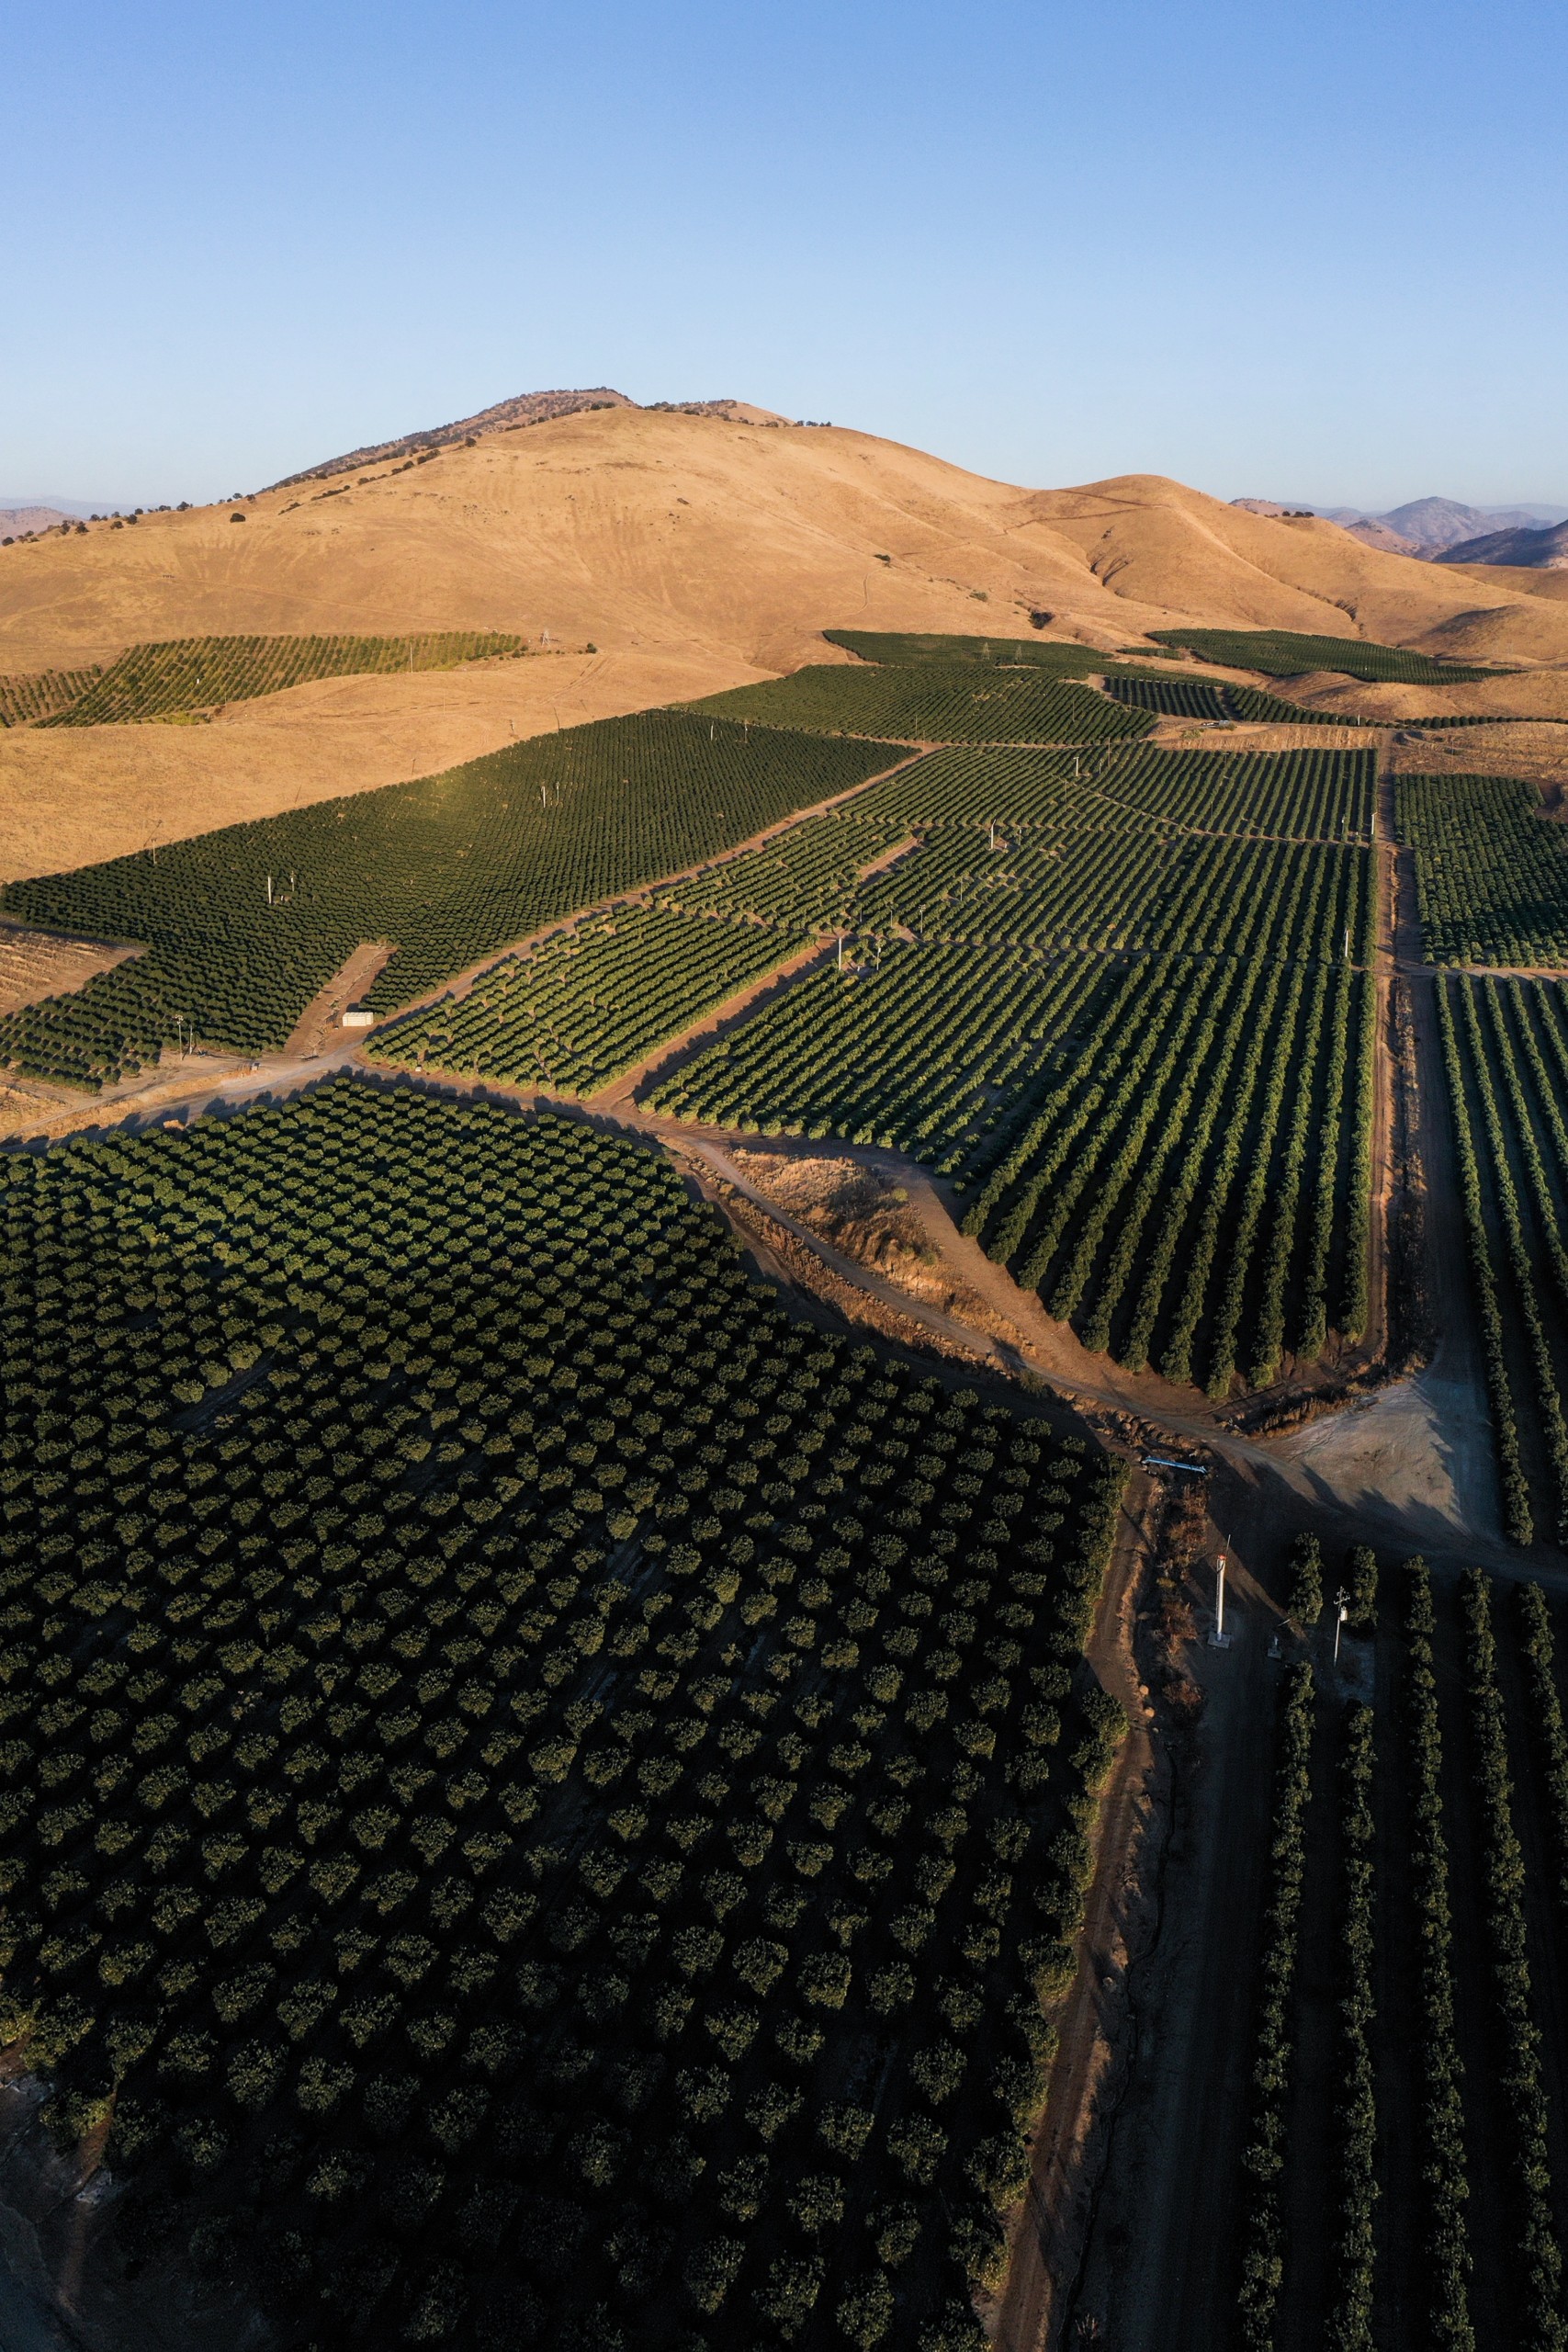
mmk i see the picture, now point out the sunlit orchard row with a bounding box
[0,716,903,1087]
[961,951,1375,1388]
[1101,674,1350,726]
[1149,626,1509,685]
[646,944,1114,1171]
[687,666,1155,747]
[0,1082,1125,2349]
[35,634,525,728]
[0,667,102,728]
[1437,973,1568,1546]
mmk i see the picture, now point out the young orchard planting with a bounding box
[0,714,904,1088]
[38,633,525,728]
[1398,772,1568,967]
[0,667,103,727]
[0,1080,1125,2349]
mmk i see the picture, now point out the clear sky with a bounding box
[4,0,1563,511]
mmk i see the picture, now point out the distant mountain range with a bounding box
[1232,493,1568,565]
[0,494,120,538]
[1433,517,1568,571]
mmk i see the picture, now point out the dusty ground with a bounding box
[1385,716,1568,784]
[0,642,751,882]
[282,939,395,1057]
[0,921,138,1010]
[722,1146,1032,1343]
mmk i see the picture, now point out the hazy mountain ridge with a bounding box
[1436,517,1568,571]
[0,508,76,539]
[1232,492,1568,560]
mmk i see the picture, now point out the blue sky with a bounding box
[4,0,1563,510]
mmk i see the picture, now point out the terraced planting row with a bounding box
[372,909,807,1095]
[686,666,1154,747]
[1399,772,1568,967]
[36,633,525,727]
[0,1081,1126,2350]
[0,715,903,1087]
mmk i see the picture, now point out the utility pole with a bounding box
[1210,1554,1233,1649]
[266,874,273,906]
[1333,1587,1349,1666]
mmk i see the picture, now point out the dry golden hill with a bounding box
[3,403,1567,879]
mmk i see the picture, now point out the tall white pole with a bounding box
[1334,1589,1348,1666]
[1215,1554,1226,1643]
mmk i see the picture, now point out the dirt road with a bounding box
[993,1471,1158,2352]
[1050,1465,1295,2351]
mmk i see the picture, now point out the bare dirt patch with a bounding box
[0,922,139,1012]
[724,1145,1032,1343]
[1387,718,1568,786]
[283,940,394,1057]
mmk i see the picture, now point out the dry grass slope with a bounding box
[2,406,1566,879]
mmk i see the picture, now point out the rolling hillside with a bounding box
[3,401,1567,877]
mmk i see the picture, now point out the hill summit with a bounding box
[268,388,795,492]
